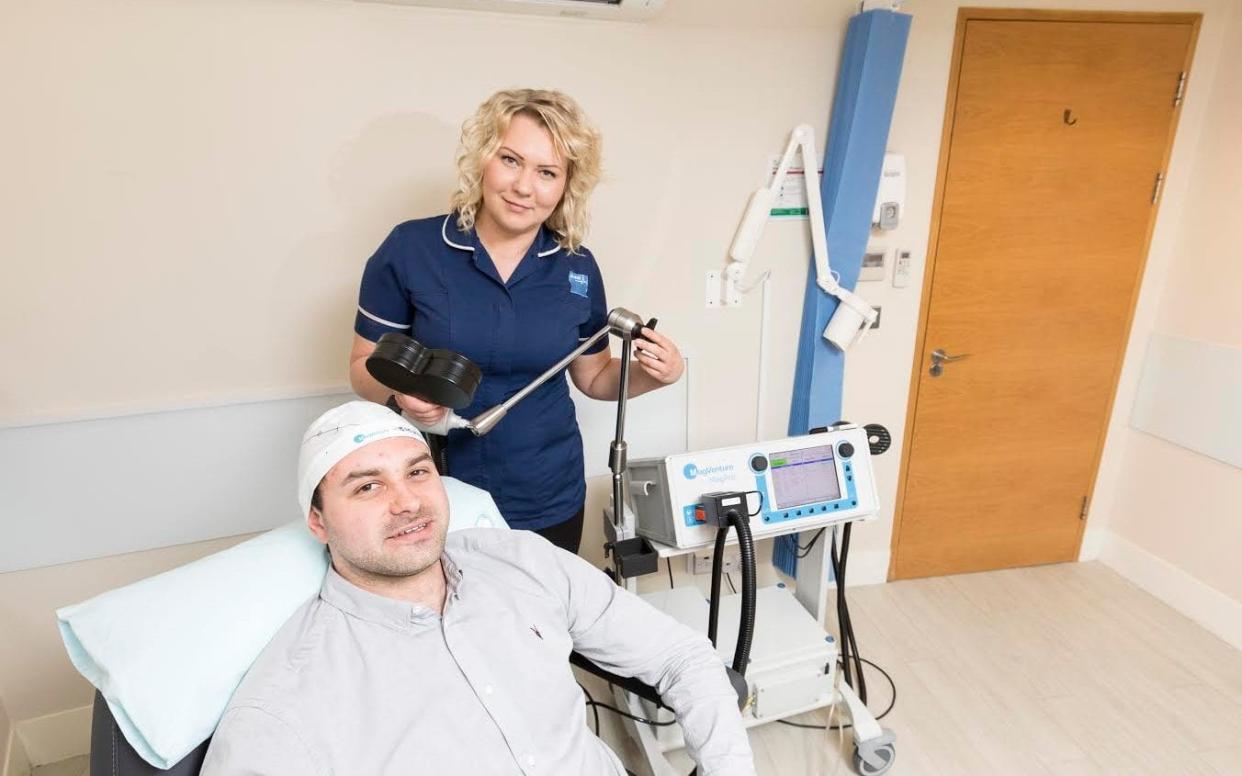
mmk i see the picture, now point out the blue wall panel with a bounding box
[776,9,910,576]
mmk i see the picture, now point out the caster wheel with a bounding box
[852,742,896,775]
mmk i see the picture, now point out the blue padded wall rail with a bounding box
[775,9,911,577]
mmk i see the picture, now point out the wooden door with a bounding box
[890,10,1200,580]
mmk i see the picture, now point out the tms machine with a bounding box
[607,427,896,776]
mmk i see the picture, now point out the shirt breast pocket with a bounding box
[562,293,592,342]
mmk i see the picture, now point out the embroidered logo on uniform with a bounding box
[568,271,589,298]
[530,625,543,640]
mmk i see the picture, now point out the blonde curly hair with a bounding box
[451,89,603,253]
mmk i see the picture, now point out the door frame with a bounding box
[887,7,1202,580]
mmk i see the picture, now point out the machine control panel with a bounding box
[748,442,858,526]
[629,426,880,549]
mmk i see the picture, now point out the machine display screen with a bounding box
[768,445,841,508]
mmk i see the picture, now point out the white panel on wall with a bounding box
[1130,333,1242,469]
[0,393,353,574]
[571,357,690,478]
[0,366,688,572]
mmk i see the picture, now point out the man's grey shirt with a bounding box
[201,528,755,775]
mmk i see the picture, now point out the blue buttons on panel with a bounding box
[759,460,859,525]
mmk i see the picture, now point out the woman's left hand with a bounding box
[634,326,685,385]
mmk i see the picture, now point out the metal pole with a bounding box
[610,337,633,529]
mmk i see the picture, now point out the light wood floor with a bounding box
[582,561,1242,775]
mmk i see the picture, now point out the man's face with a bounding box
[307,436,449,583]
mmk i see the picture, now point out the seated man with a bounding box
[202,400,756,775]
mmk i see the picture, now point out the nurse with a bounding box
[347,89,684,554]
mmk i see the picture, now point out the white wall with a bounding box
[2,733,31,776]
[0,536,251,723]
[1087,3,1242,642]
[0,0,849,426]
[0,696,12,775]
[0,0,1238,734]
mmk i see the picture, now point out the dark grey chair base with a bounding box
[91,692,209,776]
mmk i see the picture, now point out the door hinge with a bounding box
[1080,496,1089,520]
[1173,71,1187,107]
[1152,172,1165,204]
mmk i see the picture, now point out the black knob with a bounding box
[837,442,855,459]
[750,454,768,472]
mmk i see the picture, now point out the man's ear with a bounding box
[307,507,329,545]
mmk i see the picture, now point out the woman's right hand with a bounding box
[393,393,449,426]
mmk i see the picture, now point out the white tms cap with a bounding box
[297,400,427,519]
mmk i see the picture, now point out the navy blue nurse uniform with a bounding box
[354,214,608,532]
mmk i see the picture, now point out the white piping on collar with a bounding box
[442,214,561,258]
[441,215,474,252]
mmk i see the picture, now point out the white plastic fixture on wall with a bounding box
[1130,333,1242,469]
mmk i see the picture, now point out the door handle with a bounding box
[931,348,969,363]
[929,348,970,377]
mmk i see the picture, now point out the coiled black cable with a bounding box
[729,512,756,678]
[706,525,729,647]
[704,510,757,677]
[694,505,759,776]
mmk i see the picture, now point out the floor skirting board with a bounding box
[1099,530,1242,651]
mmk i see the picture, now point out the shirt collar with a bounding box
[319,555,465,629]
[440,213,560,259]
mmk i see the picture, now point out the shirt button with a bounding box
[484,685,494,696]
[526,755,536,767]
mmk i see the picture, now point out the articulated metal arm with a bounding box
[464,307,646,436]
